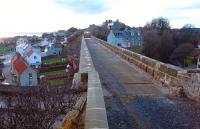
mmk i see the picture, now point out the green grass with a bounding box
[47,79,65,86]
[106,104,112,110]
[128,47,143,54]
[42,57,68,65]
[39,70,66,77]
[0,44,15,55]
[186,56,196,66]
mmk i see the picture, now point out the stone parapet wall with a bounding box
[178,73,200,101]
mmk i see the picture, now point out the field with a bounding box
[39,69,67,87]
[47,79,65,86]
[39,69,66,77]
[42,56,68,65]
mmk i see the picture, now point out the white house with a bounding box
[16,38,41,68]
[46,43,63,56]
[16,37,29,46]
[25,49,41,68]
[197,43,200,48]
[11,54,38,86]
[107,29,143,48]
[197,55,200,69]
[39,38,63,57]
[40,38,49,47]
[16,41,31,57]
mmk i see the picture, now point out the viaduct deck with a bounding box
[86,38,200,129]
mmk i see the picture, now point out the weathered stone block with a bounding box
[142,57,157,67]
[167,67,178,77]
[147,66,154,76]
[159,64,168,73]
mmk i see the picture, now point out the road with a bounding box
[86,38,200,129]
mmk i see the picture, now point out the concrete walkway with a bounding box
[86,38,200,129]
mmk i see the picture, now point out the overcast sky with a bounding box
[0,0,200,37]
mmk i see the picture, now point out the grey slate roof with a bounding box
[52,43,63,48]
[112,29,142,42]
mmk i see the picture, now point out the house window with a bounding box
[29,73,32,79]
[34,56,37,59]
[117,44,121,46]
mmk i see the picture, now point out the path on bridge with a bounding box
[86,38,200,129]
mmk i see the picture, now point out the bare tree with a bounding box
[0,87,82,129]
[170,43,194,67]
[143,18,200,67]
[143,30,161,60]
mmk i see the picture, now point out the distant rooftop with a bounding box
[192,28,200,31]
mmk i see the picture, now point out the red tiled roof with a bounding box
[13,59,27,74]
[11,54,19,64]
[27,49,33,57]
[12,55,28,75]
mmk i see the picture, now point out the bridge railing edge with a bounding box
[81,36,109,129]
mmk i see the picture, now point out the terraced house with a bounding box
[46,43,63,56]
[16,38,41,68]
[11,54,38,86]
[107,29,143,48]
